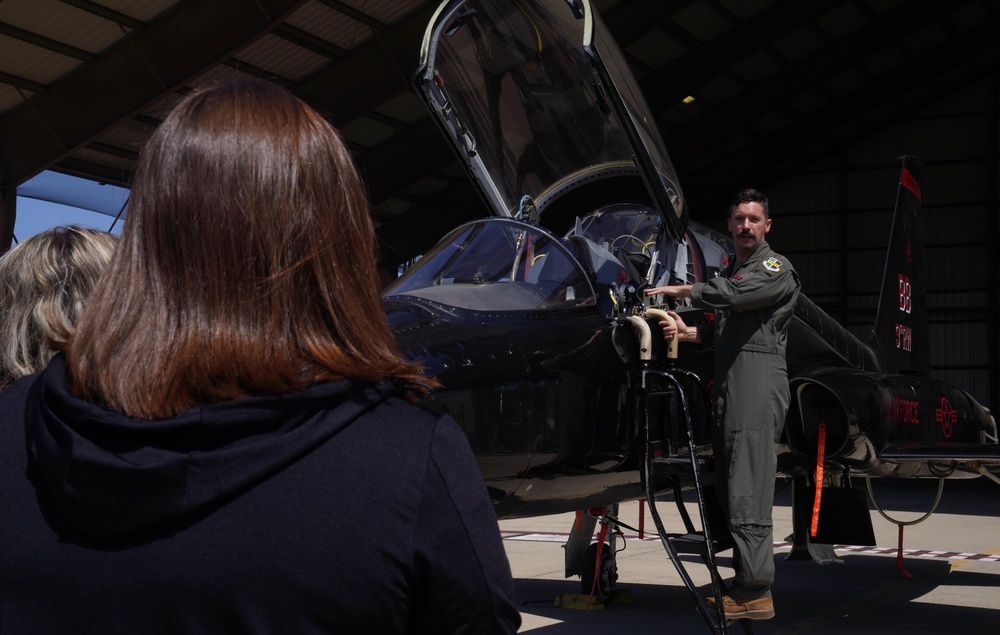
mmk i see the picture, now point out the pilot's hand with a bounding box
[645,284,693,299]
[660,310,691,342]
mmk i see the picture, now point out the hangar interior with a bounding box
[1,0,998,408]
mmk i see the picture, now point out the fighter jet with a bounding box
[382,0,1000,628]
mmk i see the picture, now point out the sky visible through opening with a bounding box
[13,170,127,244]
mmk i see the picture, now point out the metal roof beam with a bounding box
[56,0,147,30]
[638,0,844,115]
[667,0,962,158]
[0,23,97,62]
[682,15,1000,208]
[378,180,483,266]
[357,116,456,203]
[273,23,348,60]
[0,71,48,94]
[0,0,308,186]
[600,0,698,49]
[294,3,435,125]
[314,0,388,34]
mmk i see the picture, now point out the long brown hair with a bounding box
[65,80,432,418]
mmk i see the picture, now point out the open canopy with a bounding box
[415,0,687,239]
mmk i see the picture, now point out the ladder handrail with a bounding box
[642,367,755,635]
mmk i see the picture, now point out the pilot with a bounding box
[645,188,800,621]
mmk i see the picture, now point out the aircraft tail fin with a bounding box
[869,155,929,375]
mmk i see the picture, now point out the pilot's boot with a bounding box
[705,594,774,620]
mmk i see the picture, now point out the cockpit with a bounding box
[385,219,598,312]
[383,203,717,317]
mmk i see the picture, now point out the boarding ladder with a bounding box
[625,310,754,635]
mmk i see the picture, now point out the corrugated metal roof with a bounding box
[372,90,427,125]
[731,50,785,83]
[0,35,80,85]
[716,0,778,21]
[815,2,872,40]
[341,0,425,25]
[234,33,332,81]
[94,0,179,23]
[1,0,125,54]
[773,26,828,63]
[625,30,689,69]
[0,0,997,269]
[339,115,397,147]
[671,2,734,42]
[291,2,378,51]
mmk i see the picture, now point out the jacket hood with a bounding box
[27,356,393,538]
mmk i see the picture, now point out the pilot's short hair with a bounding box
[729,188,769,219]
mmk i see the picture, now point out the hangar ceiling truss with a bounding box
[0,0,998,261]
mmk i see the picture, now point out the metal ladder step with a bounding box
[653,456,712,474]
[651,456,719,490]
[651,455,712,474]
[667,531,734,556]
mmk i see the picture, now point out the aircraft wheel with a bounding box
[580,542,616,600]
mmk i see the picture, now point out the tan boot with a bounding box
[705,595,774,620]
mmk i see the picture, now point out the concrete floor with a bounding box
[500,477,1000,634]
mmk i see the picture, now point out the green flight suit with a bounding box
[690,240,800,600]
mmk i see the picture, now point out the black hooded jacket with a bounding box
[0,356,520,634]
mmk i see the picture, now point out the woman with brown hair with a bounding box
[0,80,520,633]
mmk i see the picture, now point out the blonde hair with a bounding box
[0,225,117,388]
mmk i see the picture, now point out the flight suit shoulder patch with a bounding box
[762,256,783,272]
